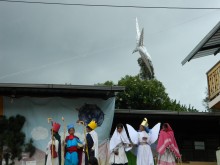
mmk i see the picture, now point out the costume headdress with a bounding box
[52,122,61,132]
[141,118,148,127]
[67,123,74,130]
[87,120,97,130]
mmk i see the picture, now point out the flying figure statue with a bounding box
[132,18,154,79]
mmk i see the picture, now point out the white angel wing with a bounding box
[126,124,139,145]
[136,17,141,44]
[147,122,161,145]
[138,28,144,46]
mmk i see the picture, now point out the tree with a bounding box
[138,58,154,80]
[95,81,115,86]
[99,75,198,112]
[96,54,198,111]
[0,116,7,165]
[24,139,36,158]
[116,75,168,110]
[0,115,36,165]
[116,75,197,111]
[203,87,215,112]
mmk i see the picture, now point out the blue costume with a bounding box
[65,124,82,165]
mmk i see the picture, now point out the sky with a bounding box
[0,0,220,111]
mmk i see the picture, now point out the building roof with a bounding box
[115,109,220,118]
[0,83,125,99]
[182,21,220,65]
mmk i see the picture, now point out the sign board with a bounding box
[194,141,205,150]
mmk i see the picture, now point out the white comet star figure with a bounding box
[132,18,154,78]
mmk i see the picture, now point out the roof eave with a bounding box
[0,83,125,99]
[181,21,220,65]
[115,109,220,116]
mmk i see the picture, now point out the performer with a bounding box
[136,118,154,165]
[53,122,62,165]
[64,123,83,165]
[85,120,98,165]
[156,123,181,165]
[109,123,132,165]
[46,122,61,165]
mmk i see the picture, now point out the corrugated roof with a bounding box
[182,21,220,65]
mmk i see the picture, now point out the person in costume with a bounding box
[64,123,83,165]
[156,123,181,165]
[85,120,98,165]
[53,122,62,165]
[46,122,61,165]
[136,118,154,165]
[109,123,132,165]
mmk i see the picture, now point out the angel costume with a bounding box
[137,130,154,165]
[109,126,131,165]
[126,119,161,165]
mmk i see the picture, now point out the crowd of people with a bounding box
[109,119,181,165]
[45,118,181,165]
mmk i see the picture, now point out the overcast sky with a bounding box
[0,0,220,111]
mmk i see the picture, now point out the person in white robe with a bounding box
[89,129,98,158]
[46,136,59,165]
[109,123,132,165]
[126,119,160,165]
[136,118,154,165]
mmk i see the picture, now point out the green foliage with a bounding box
[95,52,198,111]
[99,75,198,112]
[0,115,36,165]
[202,87,215,112]
[0,116,7,165]
[138,57,154,80]
[95,81,115,86]
[116,75,169,110]
[203,95,210,112]
[24,139,36,158]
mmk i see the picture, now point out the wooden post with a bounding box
[61,117,66,165]
[48,118,54,165]
[77,121,89,160]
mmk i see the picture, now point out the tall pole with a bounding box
[61,117,66,165]
[48,118,54,165]
[77,121,89,161]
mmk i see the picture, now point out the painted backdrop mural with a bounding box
[3,96,115,164]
